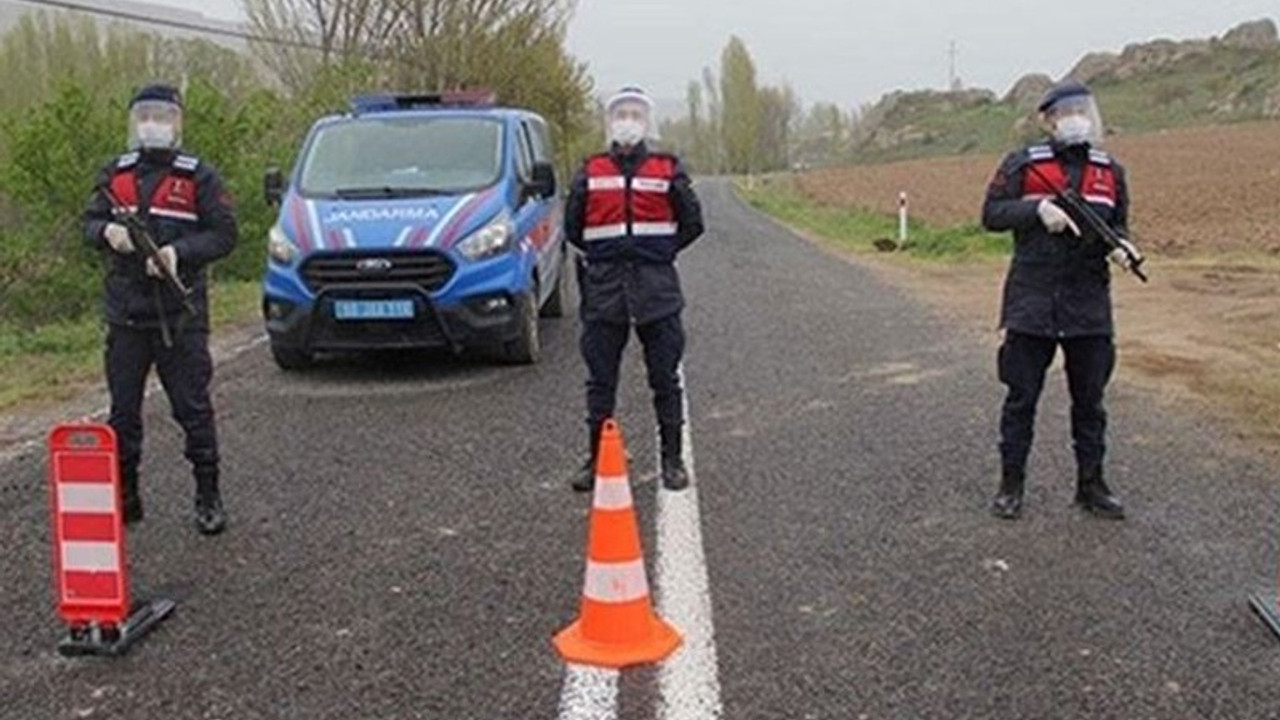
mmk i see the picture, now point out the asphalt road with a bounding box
[3,179,1280,719]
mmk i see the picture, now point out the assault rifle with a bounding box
[100,185,195,345]
[1025,162,1148,283]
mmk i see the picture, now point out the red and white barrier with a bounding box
[47,424,174,657]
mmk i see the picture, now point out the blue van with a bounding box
[260,92,569,370]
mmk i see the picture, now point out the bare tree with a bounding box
[240,0,593,166]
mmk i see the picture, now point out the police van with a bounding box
[261,92,569,370]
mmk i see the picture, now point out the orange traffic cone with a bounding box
[554,419,682,668]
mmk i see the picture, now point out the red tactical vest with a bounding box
[1020,146,1118,209]
[108,153,201,223]
[583,153,678,243]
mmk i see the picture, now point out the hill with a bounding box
[850,19,1280,163]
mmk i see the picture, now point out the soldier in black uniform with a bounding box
[982,81,1137,520]
[83,84,237,534]
[563,86,704,492]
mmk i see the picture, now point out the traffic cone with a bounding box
[554,419,682,668]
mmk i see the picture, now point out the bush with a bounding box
[0,80,306,325]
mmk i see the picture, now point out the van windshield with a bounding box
[299,116,504,197]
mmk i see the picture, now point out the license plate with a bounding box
[333,299,415,320]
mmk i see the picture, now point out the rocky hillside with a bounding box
[850,19,1280,163]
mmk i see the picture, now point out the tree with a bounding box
[793,101,855,167]
[701,66,724,173]
[683,80,707,172]
[756,83,798,171]
[241,0,594,174]
[719,36,760,175]
[242,0,400,91]
[0,13,256,116]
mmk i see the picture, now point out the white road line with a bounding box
[557,364,721,719]
[557,664,619,720]
[656,365,724,719]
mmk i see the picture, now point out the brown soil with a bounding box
[797,120,1280,257]
[843,251,1280,451]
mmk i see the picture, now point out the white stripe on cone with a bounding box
[62,541,120,572]
[58,484,116,514]
[583,558,649,604]
[592,476,633,510]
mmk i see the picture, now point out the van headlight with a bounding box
[268,225,297,265]
[457,213,515,261]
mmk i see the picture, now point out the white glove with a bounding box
[146,245,178,279]
[1109,237,1143,271]
[1037,199,1081,237]
[103,223,135,254]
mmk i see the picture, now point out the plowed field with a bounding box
[797,120,1280,256]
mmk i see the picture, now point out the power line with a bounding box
[7,0,328,51]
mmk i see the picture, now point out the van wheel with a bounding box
[271,343,313,371]
[503,290,541,364]
[540,249,570,318]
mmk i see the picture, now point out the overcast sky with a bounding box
[112,1,1280,108]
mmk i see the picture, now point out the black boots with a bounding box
[659,424,689,492]
[991,465,1125,520]
[121,469,144,525]
[1075,467,1125,520]
[194,467,227,535]
[118,466,226,533]
[990,466,1025,520]
[571,423,689,492]
[571,426,602,493]
[571,458,596,493]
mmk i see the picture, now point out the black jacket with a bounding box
[563,142,704,325]
[982,141,1129,338]
[83,149,237,332]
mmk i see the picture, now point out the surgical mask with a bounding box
[135,121,176,149]
[609,118,646,147]
[1054,115,1093,146]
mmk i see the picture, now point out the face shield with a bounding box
[128,100,183,151]
[605,89,657,148]
[1042,93,1104,147]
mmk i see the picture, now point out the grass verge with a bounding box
[734,174,1009,262]
[0,280,261,412]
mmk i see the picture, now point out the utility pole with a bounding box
[948,40,960,91]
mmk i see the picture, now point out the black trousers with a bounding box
[998,330,1116,472]
[106,325,219,476]
[581,313,685,440]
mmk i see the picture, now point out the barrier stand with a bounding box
[49,424,175,657]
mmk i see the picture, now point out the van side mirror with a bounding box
[264,167,284,207]
[528,161,556,199]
